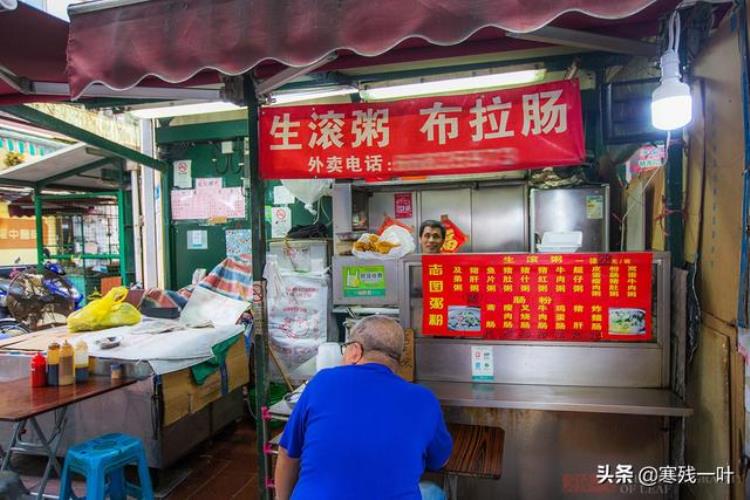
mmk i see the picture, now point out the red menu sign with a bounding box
[259,80,584,180]
[422,252,653,342]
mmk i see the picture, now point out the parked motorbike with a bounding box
[2,261,83,332]
[0,275,29,338]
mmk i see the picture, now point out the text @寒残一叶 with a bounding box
[596,464,734,486]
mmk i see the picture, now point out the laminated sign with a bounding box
[260,80,584,179]
[422,252,653,342]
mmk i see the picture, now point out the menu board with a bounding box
[422,252,653,342]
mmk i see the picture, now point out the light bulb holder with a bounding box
[659,49,681,81]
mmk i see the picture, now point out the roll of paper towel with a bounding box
[316,342,342,372]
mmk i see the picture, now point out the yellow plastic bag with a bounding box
[67,287,142,332]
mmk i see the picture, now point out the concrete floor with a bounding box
[7,418,261,499]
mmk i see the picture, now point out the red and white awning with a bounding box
[66,0,680,99]
[0,2,69,104]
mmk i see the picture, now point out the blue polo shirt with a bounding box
[279,363,453,500]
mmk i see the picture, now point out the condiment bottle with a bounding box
[31,352,47,388]
[74,340,89,383]
[47,342,60,386]
[58,341,74,386]
[110,363,123,382]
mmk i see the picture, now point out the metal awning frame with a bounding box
[1,104,167,171]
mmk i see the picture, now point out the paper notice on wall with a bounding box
[171,190,208,220]
[273,185,296,205]
[173,159,192,188]
[196,177,222,191]
[271,206,292,238]
[187,230,208,250]
[586,195,604,220]
[470,345,494,381]
[171,187,246,220]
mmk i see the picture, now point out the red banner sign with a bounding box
[422,252,653,342]
[259,80,584,180]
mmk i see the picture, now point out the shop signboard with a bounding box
[422,252,653,342]
[0,218,49,249]
[260,80,584,180]
[342,264,387,297]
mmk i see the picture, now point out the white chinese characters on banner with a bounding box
[262,80,586,180]
[269,113,302,151]
[308,110,345,149]
[351,109,390,147]
[269,92,570,176]
[419,102,461,145]
[470,97,514,141]
[522,89,567,136]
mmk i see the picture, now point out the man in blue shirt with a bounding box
[275,315,453,500]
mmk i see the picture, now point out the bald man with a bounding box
[275,316,452,500]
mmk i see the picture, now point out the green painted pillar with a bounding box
[33,187,44,270]
[244,75,271,500]
[117,189,128,285]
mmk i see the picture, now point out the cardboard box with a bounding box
[161,338,249,426]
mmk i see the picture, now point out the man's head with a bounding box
[342,315,404,371]
[419,220,445,254]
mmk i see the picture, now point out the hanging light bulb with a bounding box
[651,11,692,130]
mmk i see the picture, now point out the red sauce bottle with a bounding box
[31,352,47,388]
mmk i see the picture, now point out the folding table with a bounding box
[0,376,136,499]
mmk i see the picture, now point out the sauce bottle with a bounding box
[59,341,74,386]
[74,340,89,383]
[31,352,47,388]
[47,342,60,386]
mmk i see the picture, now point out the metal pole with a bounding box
[117,188,128,286]
[244,75,271,500]
[33,186,44,270]
[139,119,159,288]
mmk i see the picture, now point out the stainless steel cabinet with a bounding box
[419,185,528,253]
[530,185,609,252]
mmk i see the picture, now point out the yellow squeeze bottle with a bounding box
[59,341,74,386]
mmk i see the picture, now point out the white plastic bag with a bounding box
[351,225,416,260]
[281,179,332,215]
[265,260,329,382]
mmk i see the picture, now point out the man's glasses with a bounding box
[340,341,362,355]
[341,341,401,362]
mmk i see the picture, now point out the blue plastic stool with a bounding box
[59,433,153,500]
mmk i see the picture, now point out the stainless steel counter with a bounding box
[420,380,692,417]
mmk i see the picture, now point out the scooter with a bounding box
[0,276,28,337]
[0,261,83,334]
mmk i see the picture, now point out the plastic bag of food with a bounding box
[351,225,415,260]
[67,287,142,332]
[376,215,414,236]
